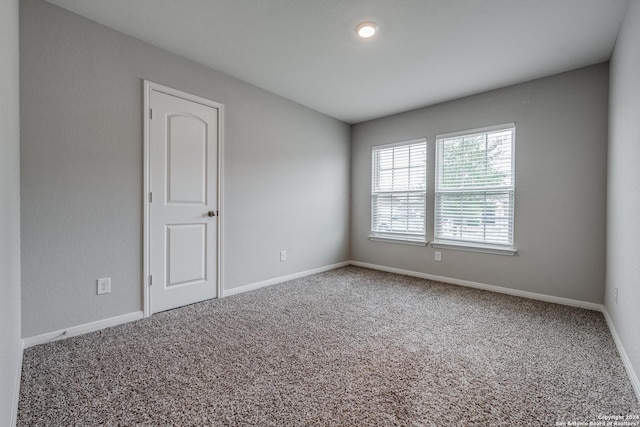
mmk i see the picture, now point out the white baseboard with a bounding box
[22,311,144,349]
[602,308,640,403]
[223,261,351,297]
[21,262,352,349]
[349,261,604,311]
[10,341,24,427]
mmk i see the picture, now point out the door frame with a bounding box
[143,80,224,317]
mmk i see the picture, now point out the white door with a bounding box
[148,88,219,314]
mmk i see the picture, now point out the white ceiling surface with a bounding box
[46,0,629,124]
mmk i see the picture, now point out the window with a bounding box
[371,138,427,244]
[434,124,515,253]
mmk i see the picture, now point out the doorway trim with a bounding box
[143,80,224,317]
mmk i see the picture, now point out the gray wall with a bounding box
[607,0,640,395]
[0,0,22,423]
[20,0,350,338]
[351,64,609,304]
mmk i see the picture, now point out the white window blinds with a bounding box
[371,139,427,242]
[435,124,515,248]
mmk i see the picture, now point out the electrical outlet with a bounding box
[280,250,287,262]
[435,251,442,262]
[614,286,618,304]
[97,277,111,295]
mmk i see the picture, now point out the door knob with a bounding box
[207,211,216,217]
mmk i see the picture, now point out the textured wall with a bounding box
[606,0,640,397]
[20,0,350,337]
[351,64,609,303]
[0,0,22,423]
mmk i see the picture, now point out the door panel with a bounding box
[167,224,207,287]
[149,89,218,313]
[167,114,207,204]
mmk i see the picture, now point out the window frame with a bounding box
[433,123,517,255]
[369,138,428,245]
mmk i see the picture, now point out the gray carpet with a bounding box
[18,266,639,426]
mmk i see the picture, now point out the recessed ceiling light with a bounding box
[356,22,378,39]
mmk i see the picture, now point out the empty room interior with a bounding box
[2,0,640,425]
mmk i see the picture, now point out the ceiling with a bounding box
[46,0,629,124]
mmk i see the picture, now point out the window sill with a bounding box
[430,241,517,256]
[369,235,428,246]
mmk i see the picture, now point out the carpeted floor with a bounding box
[18,266,639,426]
